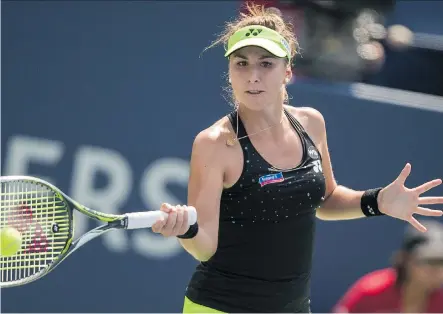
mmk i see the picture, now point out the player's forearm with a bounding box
[316,185,366,220]
[178,226,217,262]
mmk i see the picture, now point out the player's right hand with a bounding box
[151,203,192,237]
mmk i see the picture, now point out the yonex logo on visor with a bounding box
[245,29,263,37]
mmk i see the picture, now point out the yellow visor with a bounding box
[224,25,291,60]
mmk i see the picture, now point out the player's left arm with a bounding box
[290,106,443,223]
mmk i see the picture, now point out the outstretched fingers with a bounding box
[419,196,443,205]
[396,163,412,185]
[415,206,443,217]
[414,179,442,195]
[409,216,427,233]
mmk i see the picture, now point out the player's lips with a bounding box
[245,90,264,94]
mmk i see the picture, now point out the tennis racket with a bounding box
[0,175,197,288]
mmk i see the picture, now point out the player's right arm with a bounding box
[177,128,225,261]
[151,123,226,262]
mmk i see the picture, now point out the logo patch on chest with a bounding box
[308,146,319,159]
[259,172,284,187]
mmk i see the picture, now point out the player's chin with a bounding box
[238,98,269,111]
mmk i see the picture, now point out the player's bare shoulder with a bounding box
[191,115,235,167]
[284,105,326,145]
[193,115,233,148]
[285,105,325,131]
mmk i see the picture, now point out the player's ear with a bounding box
[284,66,292,84]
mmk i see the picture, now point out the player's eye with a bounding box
[237,61,247,66]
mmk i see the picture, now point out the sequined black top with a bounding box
[185,108,327,313]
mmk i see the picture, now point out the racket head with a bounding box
[0,176,73,287]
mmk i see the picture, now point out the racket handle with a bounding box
[124,207,197,229]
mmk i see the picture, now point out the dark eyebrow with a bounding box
[259,55,277,60]
[231,52,276,60]
[231,52,248,59]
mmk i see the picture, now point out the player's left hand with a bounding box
[378,163,443,232]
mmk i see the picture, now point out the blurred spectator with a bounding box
[332,220,443,313]
[240,0,395,82]
[241,1,443,96]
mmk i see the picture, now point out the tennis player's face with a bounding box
[229,46,290,110]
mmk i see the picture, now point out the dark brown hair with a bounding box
[206,2,299,65]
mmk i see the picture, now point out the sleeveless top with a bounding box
[185,108,327,313]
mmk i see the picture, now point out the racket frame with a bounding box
[0,176,129,288]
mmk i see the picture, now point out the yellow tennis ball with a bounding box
[0,227,22,257]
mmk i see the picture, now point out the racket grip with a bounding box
[125,207,197,229]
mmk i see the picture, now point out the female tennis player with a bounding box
[151,3,443,313]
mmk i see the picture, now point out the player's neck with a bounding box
[401,280,430,312]
[237,103,285,135]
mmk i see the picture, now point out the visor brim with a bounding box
[224,38,287,58]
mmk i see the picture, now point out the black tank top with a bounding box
[185,108,327,313]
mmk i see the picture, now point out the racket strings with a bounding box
[1,180,71,284]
